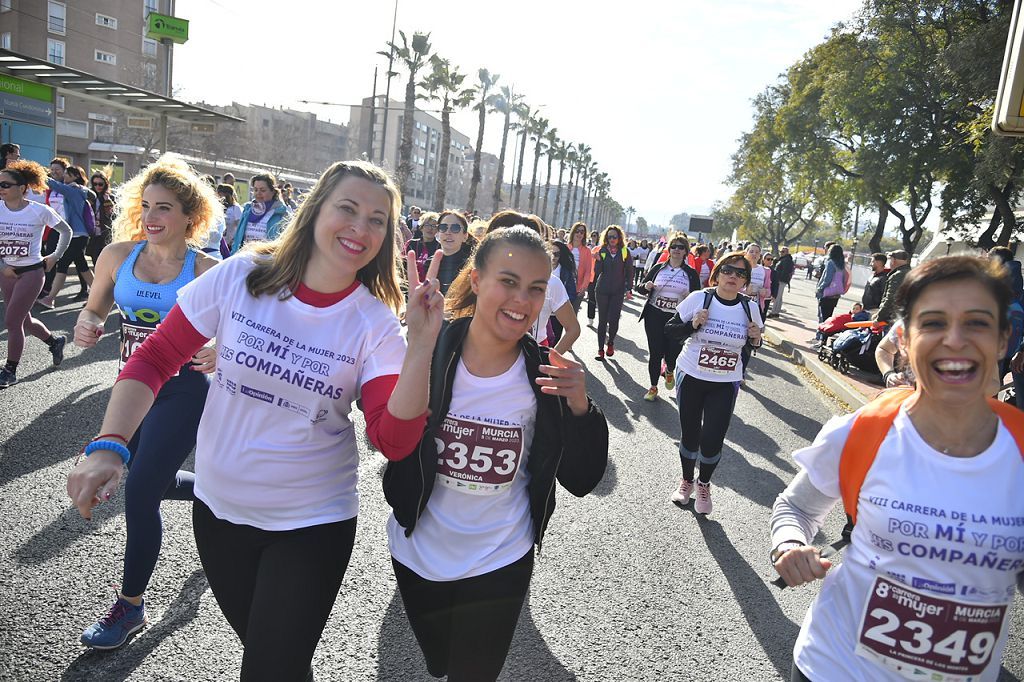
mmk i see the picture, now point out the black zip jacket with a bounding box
[383,316,609,551]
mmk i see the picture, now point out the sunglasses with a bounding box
[608,234,620,240]
[669,244,687,251]
[437,222,463,233]
[720,264,750,279]
[0,181,23,189]
[92,181,105,187]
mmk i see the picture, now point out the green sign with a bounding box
[0,74,53,103]
[146,13,188,44]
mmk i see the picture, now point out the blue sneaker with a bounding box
[81,595,147,649]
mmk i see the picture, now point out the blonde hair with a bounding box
[245,160,404,312]
[111,154,222,248]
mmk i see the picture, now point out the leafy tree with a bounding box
[491,85,523,213]
[420,56,476,210]
[467,69,499,213]
[379,31,432,203]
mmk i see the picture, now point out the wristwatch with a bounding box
[770,541,805,565]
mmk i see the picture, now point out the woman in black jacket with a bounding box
[383,226,608,682]
[639,235,700,402]
[593,224,634,360]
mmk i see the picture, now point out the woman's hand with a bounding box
[644,281,655,291]
[692,309,710,329]
[747,322,762,345]
[191,345,218,374]
[67,450,125,520]
[537,349,588,416]
[773,546,832,587]
[404,250,444,345]
[74,318,104,349]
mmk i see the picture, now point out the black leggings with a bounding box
[816,295,840,339]
[393,550,534,682]
[677,373,738,483]
[55,235,90,275]
[596,291,625,348]
[586,282,597,320]
[192,500,356,681]
[643,307,680,387]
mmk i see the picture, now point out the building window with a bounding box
[93,122,115,140]
[95,13,117,29]
[57,117,89,139]
[142,37,158,57]
[94,50,117,65]
[142,62,158,91]
[0,32,9,49]
[46,39,65,65]
[144,0,159,17]
[47,1,66,35]
[0,0,10,13]
[56,94,65,112]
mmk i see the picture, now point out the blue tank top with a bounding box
[114,242,198,369]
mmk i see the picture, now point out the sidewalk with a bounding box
[761,275,881,409]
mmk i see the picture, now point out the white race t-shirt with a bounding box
[223,204,242,243]
[175,254,406,530]
[675,291,761,383]
[529,269,570,342]
[792,408,1024,682]
[243,208,272,245]
[571,247,581,271]
[204,217,224,260]
[746,265,767,296]
[646,264,692,313]
[46,190,66,221]
[388,353,537,580]
[0,200,61,267]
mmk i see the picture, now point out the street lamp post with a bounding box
[945,235,955,256]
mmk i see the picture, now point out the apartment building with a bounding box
[0,0,173,177]
[349,96,473,209]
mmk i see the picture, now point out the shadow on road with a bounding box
[582,369,634,435]
[727,413,794,476]
[12,504,124,565]
[375,587,577,681]
[742,383,826,442]
[0,384,111,489]
[694,516,798,680]
[715,445,790,510]
[60,569,208,682]
[589,456,617,497]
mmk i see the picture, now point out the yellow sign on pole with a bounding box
[994,0,1024,134]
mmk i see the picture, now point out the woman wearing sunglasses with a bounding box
[665,252,762,514]
[568,222,594,314]
[431,210,472,296]
[593,225,634,361]
[0,160,72,387]
[640,235,700,402]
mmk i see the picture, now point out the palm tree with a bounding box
[551,141,571,228]
[492,85,522,213]
[560,144,579,227]
[540,127,559,223]
[380,31,432,202]
[467,68,499,214]
[569,144,591,223]
[582,160,598,226]
[590,171,609,226]
[511,103,533,210]
[625,205,636,232]
[526,115,549,214]
[420,56,475,210]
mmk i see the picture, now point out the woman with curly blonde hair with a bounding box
[68,160,444,678]
[69,153,223,650]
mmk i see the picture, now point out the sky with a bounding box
[173,0,864,225]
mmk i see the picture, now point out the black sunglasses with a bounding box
[720,264,750,279]
[0,181,23,189]
[437,222,463,233]
[669,244,687,250]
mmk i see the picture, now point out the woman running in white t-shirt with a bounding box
[666,251,763,514]
[67,160,444,681]
[0,160,72,387]
[384,226,609,682]
[772,256,1024,682]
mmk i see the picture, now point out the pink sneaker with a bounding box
[694,482,713,514]
[670,478,694,506]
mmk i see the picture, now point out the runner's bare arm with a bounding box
[75,242,134,349]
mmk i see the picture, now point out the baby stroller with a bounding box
[817,313,886,379]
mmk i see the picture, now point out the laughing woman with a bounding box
[68,160,443,681]
[384,226,608,682]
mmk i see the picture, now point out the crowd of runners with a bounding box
[0,149,1022,681]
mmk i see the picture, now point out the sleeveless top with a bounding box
[113,241,198,370]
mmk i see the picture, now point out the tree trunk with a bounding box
[562,165,576,227]
[493,110,511,214]
[978,181,1016,249]
[396,77,418,204]
[434,105,451,211]
[468,100,487,213]
[528,137,542,214]
[868,200,889,254]
[542,154,554,224]
[513,128,528,209]
[568,167,582,223]
[553,160,565,227]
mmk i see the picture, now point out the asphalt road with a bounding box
[1,285,1021,681]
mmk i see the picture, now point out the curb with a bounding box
[763,329,870,409]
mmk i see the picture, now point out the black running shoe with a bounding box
[50,334,67,367]
[0,367,16,388]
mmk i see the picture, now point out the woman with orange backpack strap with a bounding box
[771,256,1024,682]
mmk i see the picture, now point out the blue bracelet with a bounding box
[84,439,131,466]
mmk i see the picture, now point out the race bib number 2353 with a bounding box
[434,416,524,496]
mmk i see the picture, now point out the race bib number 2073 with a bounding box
[856,576,1006,681]
[434,416,523,496]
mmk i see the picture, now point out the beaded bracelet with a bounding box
[84,439,131,466]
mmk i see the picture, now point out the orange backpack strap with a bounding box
[838,389,914,525]
[986,399,1024,458]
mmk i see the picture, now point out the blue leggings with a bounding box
[121,368,208,597]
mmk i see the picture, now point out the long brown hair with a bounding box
[245,160,403,312]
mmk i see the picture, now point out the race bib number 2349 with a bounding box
[856,576,1006,681]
